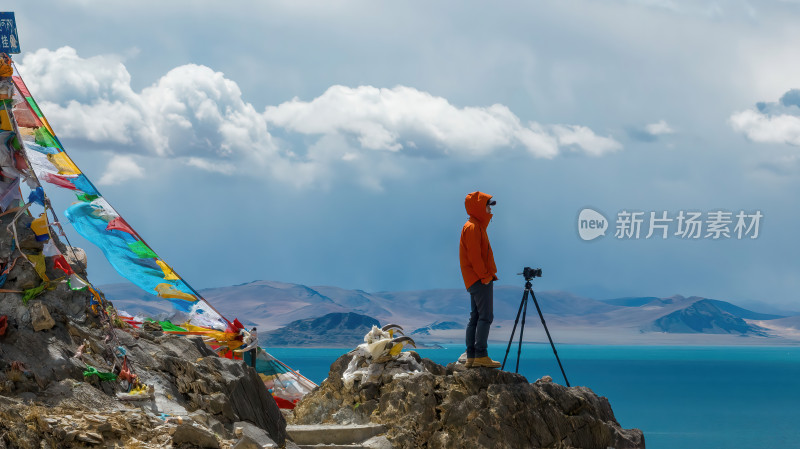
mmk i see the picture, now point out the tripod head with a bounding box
[517,267,542,282]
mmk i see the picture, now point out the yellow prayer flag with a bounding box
[154,283,196,302]
[0,111,11,131]
[40,117,56,139]
[31,213,49,237]
[156,260,180,281]
[47,152,81,175]
[28,253,50,282]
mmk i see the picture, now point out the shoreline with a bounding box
[263,341,800,349]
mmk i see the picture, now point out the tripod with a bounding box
[501,272,570,387]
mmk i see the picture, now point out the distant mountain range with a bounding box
[101,280,800,346]
[261,312,379,347]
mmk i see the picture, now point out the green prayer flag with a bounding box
[34,127,60,149]
[26,97,43,118]
[76,193,99,202]
[158,320,187,332]
[128,241,158,258]
[10,135,20,151]
[22,283,48,304]
[83,365,118,382]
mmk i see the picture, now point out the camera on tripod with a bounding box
[504,265,570,386]
[519,266,542,280]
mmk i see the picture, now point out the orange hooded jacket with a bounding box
[459,191,498,289]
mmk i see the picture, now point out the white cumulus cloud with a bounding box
[264,85,621,158]
[730,109,800,146]
[19,47,279,175]
[644,120,675,136]
[730,89,800,147]
[18,47,623,188]
[97,155,145,186]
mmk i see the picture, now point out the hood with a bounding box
[464,191,493,224]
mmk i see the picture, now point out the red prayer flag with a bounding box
[106,217,136,235]
[12,76,30,97]
[42,173,78,191]
[53,255,74,274]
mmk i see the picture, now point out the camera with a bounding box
[520,267,542,279]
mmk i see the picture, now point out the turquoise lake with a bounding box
[265,344,800,449]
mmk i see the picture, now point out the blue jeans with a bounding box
[466,280,493,358]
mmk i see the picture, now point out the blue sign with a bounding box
[0,12,20,54]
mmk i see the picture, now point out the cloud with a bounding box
[551,124,623,155]
[97,155,145,185]
[730,89,800,146]
[184,158,236,175]
[20,48,286,180]
[626,119,675,142]
[18,47,623,188]
[645,120,675,136]
[264,85,622,159]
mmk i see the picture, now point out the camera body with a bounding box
[522,266,542,280]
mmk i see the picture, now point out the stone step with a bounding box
[287,424,386,446]
[296,445,365,449]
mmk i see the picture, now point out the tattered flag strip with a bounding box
[0,177,21,211]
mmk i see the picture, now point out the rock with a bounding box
[364,435,394,449]
[233,435,266,449]
[29,301,55,331]
[75,431,103,444]
[0,149,289,448]
[233,421,279,448]
[141,320,163,335]
[171,423,220,448]
[293,352,645,449]
[62,247,87,271]
[158,345,286,446]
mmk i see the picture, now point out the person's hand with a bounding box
[482,278,491,285]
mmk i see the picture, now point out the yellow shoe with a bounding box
[464,358,475,368]
[472,356,501,369]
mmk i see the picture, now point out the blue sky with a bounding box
[6,1,800,308]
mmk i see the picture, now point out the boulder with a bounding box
[155,339,287,446]
[62,247,87,271]
[233,421,278,448]
[29,301,55,331]
[171,423,220,448]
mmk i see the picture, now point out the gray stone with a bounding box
[62,247,87,270]
[364,435,394,449]
[171,423,220,448]
[29,301,55,331]
[75,431,103,444]
[232,435,260,449]
[287,424,386,446]
[233,421,278,448]
[157,342,286,446]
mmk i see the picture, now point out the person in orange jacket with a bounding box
[460,191,501,369]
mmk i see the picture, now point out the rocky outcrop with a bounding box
[292,352,644,449]
[0,200,287,447]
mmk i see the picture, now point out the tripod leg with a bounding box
[530,290,570,387]
[502,289,528,371]
[515,291,529,373]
